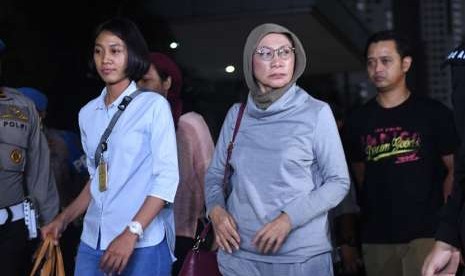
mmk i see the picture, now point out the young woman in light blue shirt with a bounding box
[41,18,179,276]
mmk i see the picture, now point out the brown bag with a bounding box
[178,103,246,276]
[30,236,65,276]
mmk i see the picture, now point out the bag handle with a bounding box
[30,236,65,276]
[30,237,51,275]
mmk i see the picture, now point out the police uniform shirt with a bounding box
[0,87,58,225]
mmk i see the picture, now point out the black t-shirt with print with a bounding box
[343,94,458,243]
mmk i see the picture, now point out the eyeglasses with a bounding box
[254,46,295,61]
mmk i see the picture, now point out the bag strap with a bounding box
[222,103,246,193]
[198,103,245,239]
[198,220,213,240]
[94,90,143,167]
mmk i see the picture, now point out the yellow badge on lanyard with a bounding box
[98,153,108,192]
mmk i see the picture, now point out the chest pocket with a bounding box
[0,143,27,172]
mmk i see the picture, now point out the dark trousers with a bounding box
[0,219,29,276]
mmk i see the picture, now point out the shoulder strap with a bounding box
[222,103,246,193]
[198,103,245,242]
[94,90,143,167]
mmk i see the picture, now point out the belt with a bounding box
[0,202,24,225]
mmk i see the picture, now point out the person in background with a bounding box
[205,23,350,276]
[138,52,215,276]
[41,18,179,276]
[343,30,458,276]
[330,104,364,276]
[18,86,89,275]
[0,38,59,276]
[330,184,363,276]
[421,41,465,276]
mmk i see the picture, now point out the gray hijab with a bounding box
[243,23,307,109]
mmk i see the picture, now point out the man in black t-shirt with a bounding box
[343,30,458,276]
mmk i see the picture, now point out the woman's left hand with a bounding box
[100,229,138,275]
[252,212,292,254]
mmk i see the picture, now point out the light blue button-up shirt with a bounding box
[78,81,179,251]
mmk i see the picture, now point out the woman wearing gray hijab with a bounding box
[204,23,350,275]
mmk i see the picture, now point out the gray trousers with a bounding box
[217,251,333,276]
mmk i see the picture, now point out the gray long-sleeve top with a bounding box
[205,85,350,263]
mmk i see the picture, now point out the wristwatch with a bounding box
[127,221,143,240]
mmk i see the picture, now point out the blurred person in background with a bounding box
[330,104,364,276]
[422,41,465,276]
[138,52,215,275]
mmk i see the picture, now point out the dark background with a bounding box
[0,0,457,140]
[1,0,203,133]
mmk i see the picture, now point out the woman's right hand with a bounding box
[40,181,91,245]
[40,214,68,245]
[209,206,240,253]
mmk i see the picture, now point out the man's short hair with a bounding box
[364,30,412,59]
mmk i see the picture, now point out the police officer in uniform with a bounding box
[0,39,59,275]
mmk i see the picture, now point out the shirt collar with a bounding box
[95,81,138,110]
